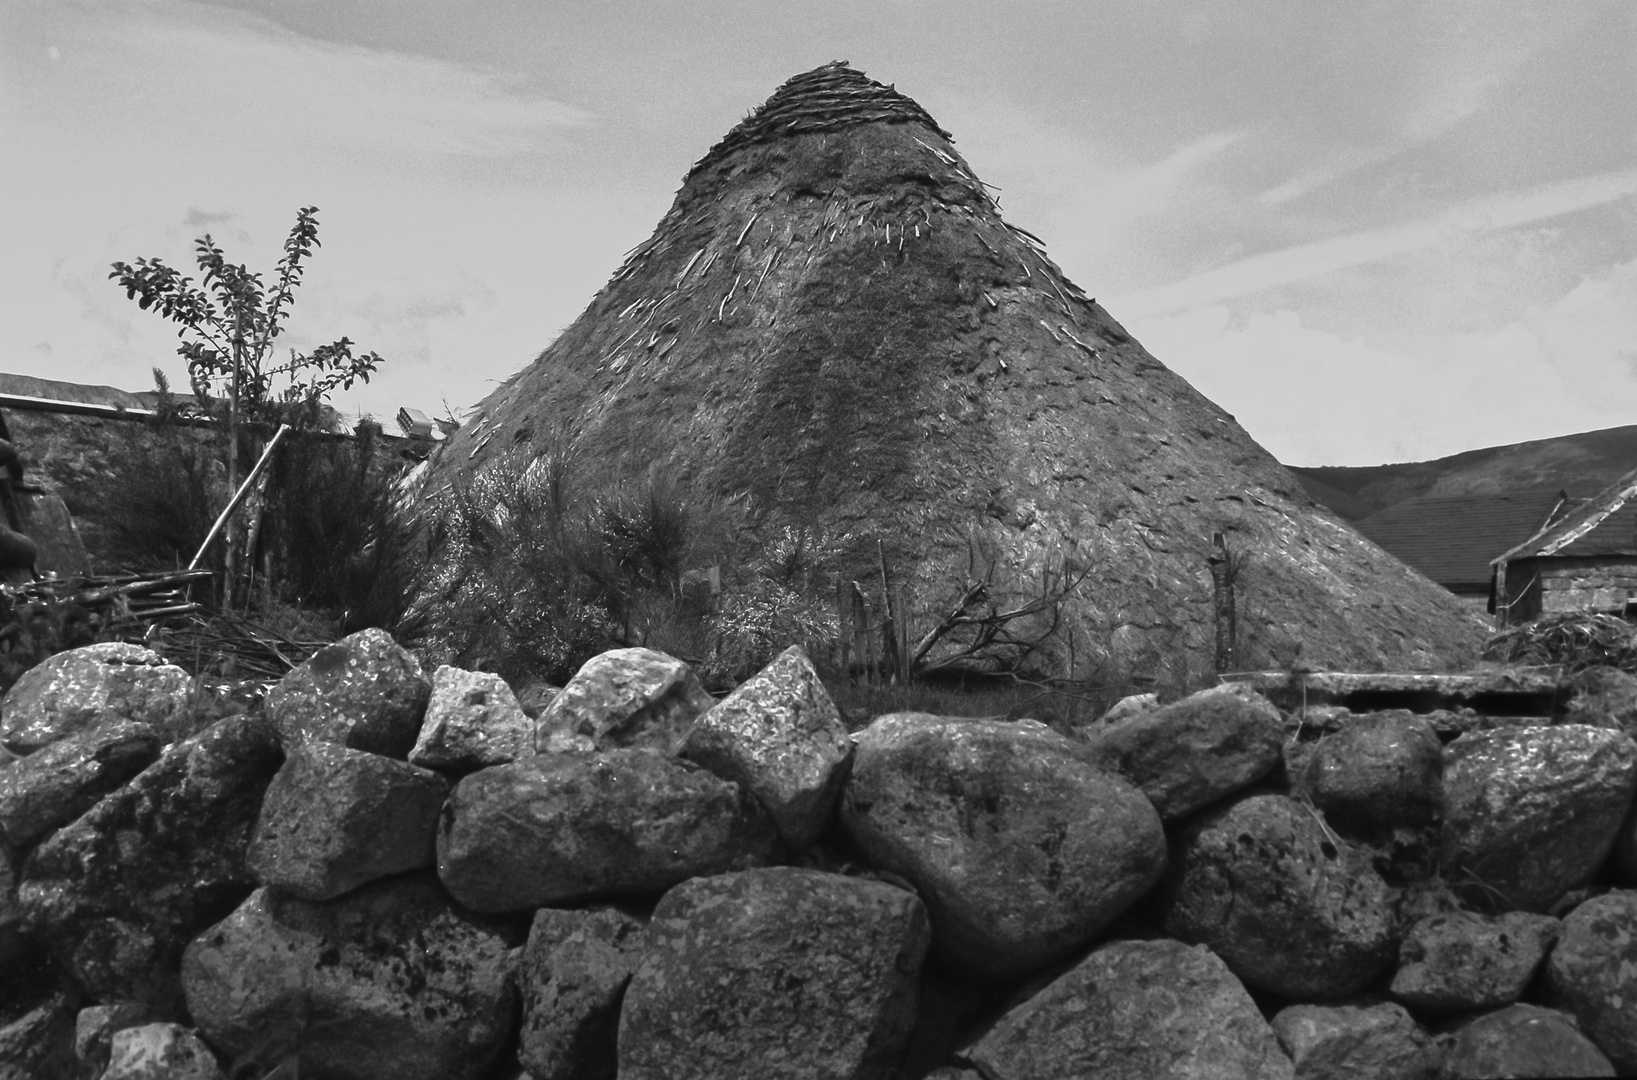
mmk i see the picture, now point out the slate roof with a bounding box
[1356,489,1570,589]
[1495,466,1637,562]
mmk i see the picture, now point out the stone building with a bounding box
[1491,468,1637,625]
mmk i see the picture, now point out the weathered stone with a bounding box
[1544,888,1637,1073]
[682,645,852,849]
[1077,682,1283,820]
[437,748,777,912]
[74,1003,159,1080]
[1300,711,1442,835]
[264,628,430,759]
[0,720,159,847]
[1440,725,1637,911]
[618,867,929,1080]
[1271,1001,1438,1080]
[0,643,189,754]
[1440,1003,1614,1078]
[17,715,282,1013]
[103,1023,224,1080]
[1564,665,1637,737]
[181,874,518,1080]
[535,647,715,754]
[517,905,646,1080]
[1388,910,1559,1014]
[1101,691,1161,725]
[1161,794,1398,1000]
[409,665,534,772]
[247,742,449,901]
[965,938,1293,1080]
[0,988,77,1080]
[1298,710,1444,883]
[840,713,1166,979]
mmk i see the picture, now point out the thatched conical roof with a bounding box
[431,63,1487,678]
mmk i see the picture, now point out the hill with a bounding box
[1288,424,1637,521]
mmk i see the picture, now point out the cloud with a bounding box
[183,207,239,228]
[1113,167,1637,318]
[1134,256,1637,465]
[15,0,591,167]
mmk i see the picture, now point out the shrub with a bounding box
[413,446,857,689]
[95,422,230,577]
[262,429,424,636]
[697,525,843,687]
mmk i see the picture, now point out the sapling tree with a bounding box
[110,206,385,605]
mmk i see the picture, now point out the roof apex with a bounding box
[690,61,953,175]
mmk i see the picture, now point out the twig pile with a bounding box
[1481,610,1637,672]
[149,609,330,681]
[0,569,210,626]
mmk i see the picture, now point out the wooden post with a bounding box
[191,424,291,572]
[897,583,911,686]
[835,574,851,680]
[851,581,872,685]
[1493,558,1509,629]
[877,540,899,683]
[1208,532,1237,675]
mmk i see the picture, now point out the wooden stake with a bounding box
[190,424,291,572]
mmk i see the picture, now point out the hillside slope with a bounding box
[1289,424,1637,521]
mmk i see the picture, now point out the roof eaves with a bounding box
[1493,471,1637,565]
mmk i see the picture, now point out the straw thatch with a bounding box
[428,62,1488,679]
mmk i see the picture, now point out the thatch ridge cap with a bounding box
[688,61,953,177]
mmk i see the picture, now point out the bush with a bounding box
[262,429,424,636]
[95,422,229,577]
[412,447,854,689]
[697,525,843,687]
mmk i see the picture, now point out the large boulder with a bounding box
[1563,665,1637,737]
[518,905,646,1080]
[0,986,77,1080]
[0,720,159,848]
[1297,710,1443,840]
[0,643,189,754]
[180,874,518,1080]
[408,665,534,772]
[682,645,852,849]
[17,715,282,1013]
[840,713,1166,980]
[73,1003,162,1080]
[1440,725,1637,911]
[1161,794,1398,1000]
[536,647,715,754]
[1388,909,1559,1014]
[264,628,430,759]
[1076,682,1283,820]
[1439,1003,1614,1078]
[617,867,929,1080]
[1544,889,1637,1073]
[102,1023,223,1080]
[1270,1001,1438,1080]
[437,748,777,912]
[246,742,449,901]
[964,938,1293,1080]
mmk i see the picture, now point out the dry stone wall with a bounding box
[0,632,1635,1079]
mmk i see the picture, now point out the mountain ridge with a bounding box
[1288,424,1637,522]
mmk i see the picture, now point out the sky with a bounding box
[2,0,1634,467]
